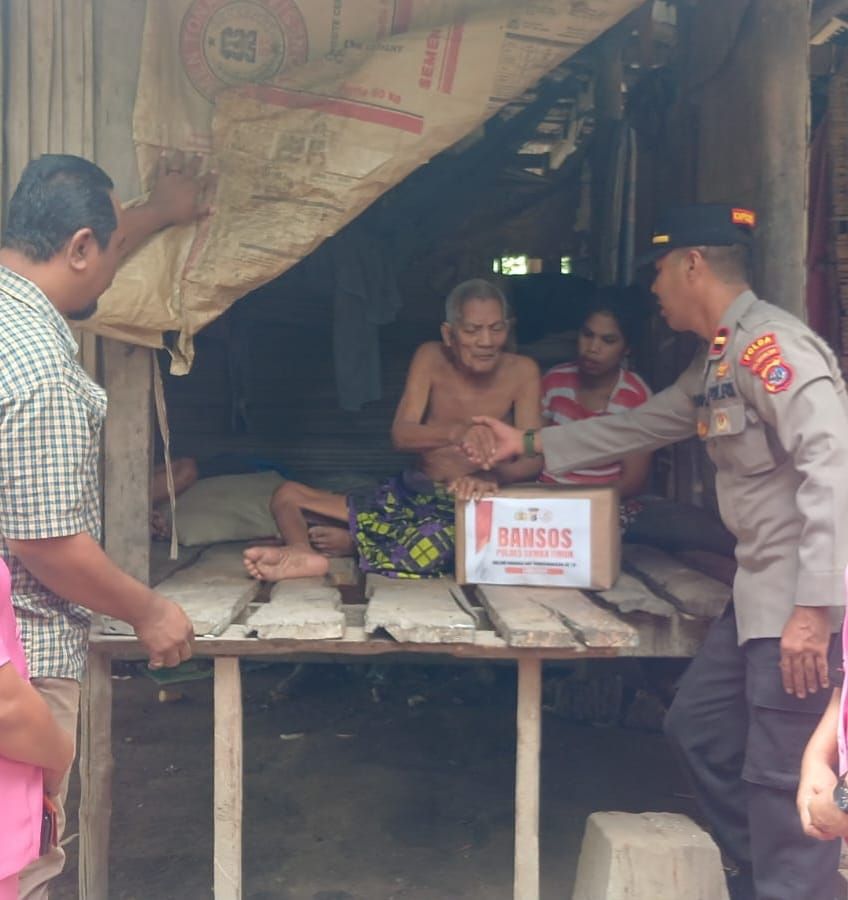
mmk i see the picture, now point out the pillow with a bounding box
[169,471,285,546]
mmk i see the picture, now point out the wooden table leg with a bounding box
[514,656,542,900]
[214,657,243,899]
[79,650,114,900]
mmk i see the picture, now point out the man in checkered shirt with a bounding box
[0,153,211,898]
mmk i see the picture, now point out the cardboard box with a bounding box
[455,483,620,589]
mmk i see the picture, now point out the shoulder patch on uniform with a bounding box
[740,333,780,371]
[759,359,793,393]
[740,332,794,392]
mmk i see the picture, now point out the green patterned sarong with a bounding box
[347,470,455,578]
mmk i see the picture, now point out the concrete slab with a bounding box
[572,811,729,900]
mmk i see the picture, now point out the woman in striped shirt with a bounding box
[540,288,652,528]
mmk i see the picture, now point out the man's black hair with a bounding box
[2,154,116,262]
[580,285,648,348]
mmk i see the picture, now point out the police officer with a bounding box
[469,204,848,900]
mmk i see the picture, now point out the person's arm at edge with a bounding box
[467,352,704,470]
[7,533,193,668]
[468,367,700,471]
[798,688,842,839]
[0,660,74,773]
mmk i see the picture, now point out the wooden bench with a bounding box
[78,543,732,900]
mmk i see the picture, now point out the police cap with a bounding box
[638,203,756,266]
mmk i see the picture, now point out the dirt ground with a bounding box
[52,659,696,900]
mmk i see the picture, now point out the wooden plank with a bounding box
[88,630,633,661]
[674,549,737,587]
[623,544,730,619]
[475,586,581,649]
[79,651,114,900]
[514,656,542,900]
[150,541,206,587]
[247,578,344,640]
[101,545,260,636]
[326,556,361,586]
[364,575,476,644]
[155,545,260,636]
[214,658,243,899]
[535,589,639,649]
[595,571,676,618]
[627,613,711,658]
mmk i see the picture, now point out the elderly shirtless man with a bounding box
[243,278,542,581]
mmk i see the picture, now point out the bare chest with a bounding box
[427,369,517,423]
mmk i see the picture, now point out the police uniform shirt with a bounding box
[540,290,848,643]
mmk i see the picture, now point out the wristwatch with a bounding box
[833,775,848,812]
[522,429,540,458]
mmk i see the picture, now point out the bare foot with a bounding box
[309,525,354,557]
[243,544,330,581]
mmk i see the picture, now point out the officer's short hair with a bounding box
[445,278,511,324]
[2,154,117,262]
[696,243,751,285]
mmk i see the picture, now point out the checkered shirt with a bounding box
[0,265,106,681]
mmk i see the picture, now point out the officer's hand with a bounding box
[798,756,838,840]
[458,425,497,469]
[465,417,523,469]
[779,606,831,699]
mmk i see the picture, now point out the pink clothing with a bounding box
[540,361,652,484]
[0,558,42,881]
[0,873,19,900]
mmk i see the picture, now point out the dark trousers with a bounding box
[664,605,842,900]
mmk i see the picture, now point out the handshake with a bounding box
[456,417,533,470]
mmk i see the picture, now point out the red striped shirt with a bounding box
[540,361,651,485]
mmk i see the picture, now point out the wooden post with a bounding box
[214,658,243,899]
[78,340,152,898]
[76,1,148,894]
[694,0,810,316]
[590,28,627,286]
[102,340,153,584]
[78,651,114,900]
[514,656,542,900]
[752,0,809,316]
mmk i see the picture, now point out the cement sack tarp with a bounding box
[83,0,641,372]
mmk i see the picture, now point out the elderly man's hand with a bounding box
[464,416,524,469]
[149,150,216,227]
[457,424,496,466]
[447,475,498,503]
